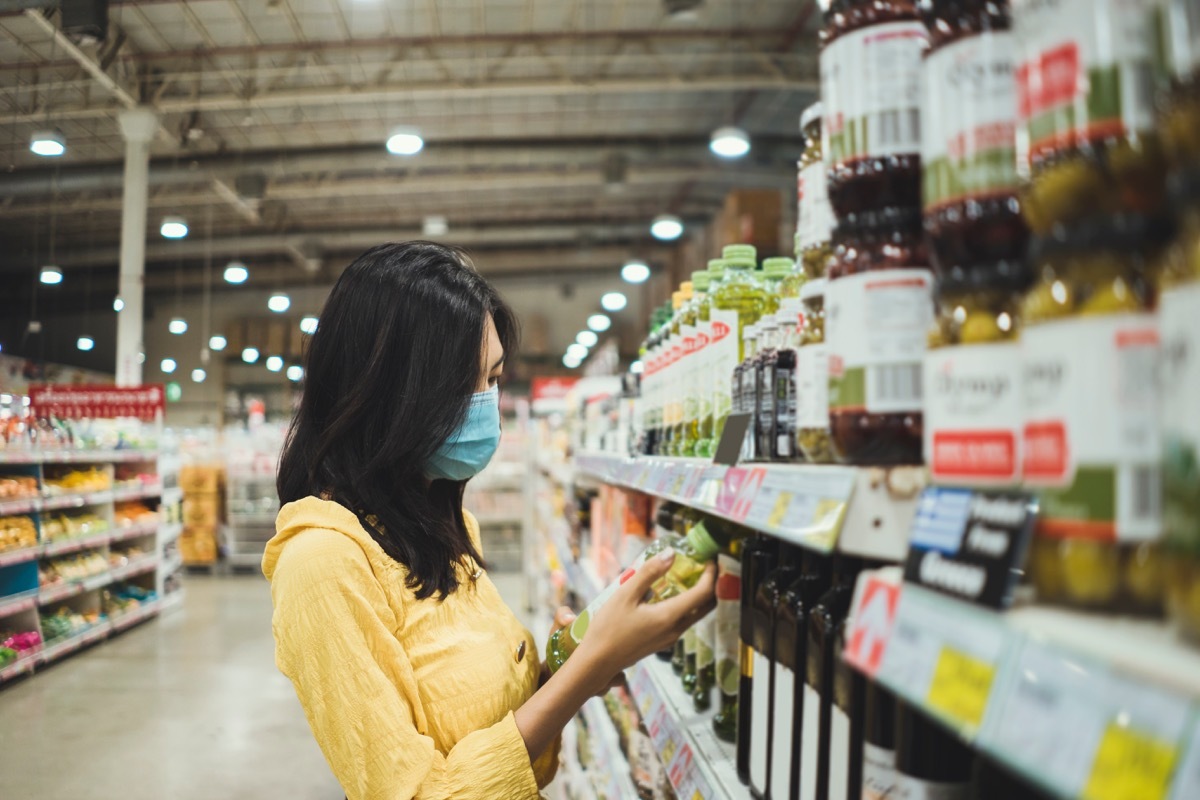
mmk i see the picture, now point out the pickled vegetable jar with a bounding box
[694,259,727,457]
[826,208,933,464]
[1012,0,1167,234]
[798,102,835,279]
[1159,0,1200,170]
[796,278,835,463]
[919,0,1027,279]
[1021,215,1171,612]
[924,263,1030,486]
[821,0,928,219]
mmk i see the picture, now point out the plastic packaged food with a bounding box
[920,0,1028,279]
[796,279,834,463]
[1012,0,1167,234]
[1022,215,1171,613]
[797,103,835,279]
[826,209,933,464]
[821,0,928,219]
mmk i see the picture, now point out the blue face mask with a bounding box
[424,386,501,481]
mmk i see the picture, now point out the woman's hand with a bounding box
[543,605,624,695]
[575,551,717,685]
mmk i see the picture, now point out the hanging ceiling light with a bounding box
[39,266,63,285]
[587,313,612,332]
[268,293,291,313]
[76,336,94,351]
[242,347,260,364]
[160,358,177,374]
[299,316,318,335]
[113,296,124,312]
[160,216,189,239]
[191,368,207,383]
[576,330,599,347]
[209,334,227,351]
[168,317,188,335]
[562,353,582,369]
[266,355,284,372]
[386,126,424,156]
[631,360,645,374]
[286,365,304,382]
[650,215,684,241]
[601,291,628,312]
[709,126,751,158]
[621,261,652,284]
[566,343,589,360]
[29,130,66,157]
[223,261,249,284]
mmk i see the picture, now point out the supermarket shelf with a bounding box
[565,452,923,560]
[161,487,184,506]
[161,552,183,575]
[579,697,641,800]
[626,657,742,800]
[42,531,115,558]
[109,598,162,632]
[472,514,524,527]
[849,580,1200,800]
[158,522,183,544]
[0,522,158,566]
[0,590,38,619]
[110,520,161,544]
[0,449,159,465]
[36,558,157,606]
[112,483,165,503]
[0,484,164,517]
[110,555,158,582]
[226,512,278,526]
[0,650,40,683]
[41,622,112,665]
[160,589,185,614]
[0,544,42,568]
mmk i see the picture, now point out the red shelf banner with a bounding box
[29,384,165,421]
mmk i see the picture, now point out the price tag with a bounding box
[1083,724,1178,800]
[715,467,750,515]
[845,573,901,676]
[668,468,689,499]
[694,466,727,509]
[730,467,766,521]
[741,467,854,548]
[1170,718,1200,800]
[926,646,996,730]
[679,466,705,502]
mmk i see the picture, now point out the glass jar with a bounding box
[919,0,1028,280]
[1012,0,1167,235]
[826,208,933,464]
[821,0,928,219]
[1160,0,1200,170]
[1021,215,1171,613]
[693,259,727,456]
[924,263,1030,486]
[796,278,834,463]
[798,103,835,279]
[1161,169,1200,640]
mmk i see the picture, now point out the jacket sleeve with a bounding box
[270,529,541,800]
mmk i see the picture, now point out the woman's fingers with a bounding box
[653,561,718,626]
[550,605,576,635]
[617,549,677,603]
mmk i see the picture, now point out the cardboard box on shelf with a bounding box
[180,465,224,494]
[180,527,218,564]
[183,495,222,527]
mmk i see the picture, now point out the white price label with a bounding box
[741,467,856,549]
[1171,718,1200,800]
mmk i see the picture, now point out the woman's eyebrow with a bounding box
[490,352,506,372]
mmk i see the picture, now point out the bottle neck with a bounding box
[684,520,722,560]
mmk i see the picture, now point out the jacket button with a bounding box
[515,640,527,662]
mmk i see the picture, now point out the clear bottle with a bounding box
[753,316,779,462]
[798,103,834,280]
[797,279,835,463]
[734,324,762,463]
[761,257,794,315]
[776,255,807,301]
[545,518,744,673]
[693,259,728,456]
[705,248,768,457]
[771,303,803,462]
[681,270,712,458]
[710,543,744,728]
[663,288,688,457]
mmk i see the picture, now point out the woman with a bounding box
[264,241,716,800]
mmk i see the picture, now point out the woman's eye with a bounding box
[488,375,500,386]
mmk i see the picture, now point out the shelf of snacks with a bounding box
[0,450,160,466]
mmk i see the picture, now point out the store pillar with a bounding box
[114,108,158,387]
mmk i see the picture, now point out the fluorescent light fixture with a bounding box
[423,215,448,236]
[562,353,581,368]
[266,355,284,372]
[191,368,207,383]
[709,126,751,158]
[300,316,318,334]
[621,260,652,284]
[160,358,177,374]
[29,130,66,157]
[601,291,628,312]
[268,293,291,313]
[160,215,189,239]
[386,127,424,155]
[566,343,589,360]
[650,215,684,241]
[113,296,124,312]
[223,261,249,284]
[76,336,94,351]
[631,360,644,374]
[242,347,259,363]
[209,335,227,351]
[39,266,63,285]
[587,313,612,332]
[576,330,599,347]
[168,317,188,335]
[286,365,304,382]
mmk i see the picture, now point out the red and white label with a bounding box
[845,575,900,676]
[29,384,165,421]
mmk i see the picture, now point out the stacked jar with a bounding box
[1160,0,1200,171]
[796,104,835,279]
[796,278,834,463]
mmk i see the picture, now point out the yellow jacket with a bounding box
[264,496,559,800]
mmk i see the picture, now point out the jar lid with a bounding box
[691,270,711,291]
[800,277,827,300]
[725,256,756,271]
[707,258,728,276]
[722,244,758,261]
[762,257,795,278]
[800,102,823,132]
[680,281,693,301]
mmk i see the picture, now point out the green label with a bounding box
[923,149,1019,210]
[829,366,866,411]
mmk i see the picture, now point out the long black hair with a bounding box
[278,241,518,599]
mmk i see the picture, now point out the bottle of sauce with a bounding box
[754,317,780,462]
[796,278,833,463]
[695,537,741,711]
[737,535,781,783]
[770,303,803,462]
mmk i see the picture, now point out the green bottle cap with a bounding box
[691,270,711,291]
[707,258,727,276]
[722,244,757,262]
[725,256,755,271]
[685,520,721,560]
[762,257,795,279]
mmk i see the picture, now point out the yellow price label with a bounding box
[660,738,677,766]
[691,791,705,800]
[1083,723,1178,800]
[926,646,996,731]
[767,492,792,528]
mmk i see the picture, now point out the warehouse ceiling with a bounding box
[0,0,818,372]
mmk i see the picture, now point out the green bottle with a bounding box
[678,271,708,458]
[695,537,741,712]
[700,245,767,457]
[545,519,742,673]
[671,505,700,674]
[773,255,806,302]
[761,257,795,315]
[693,258,726,457]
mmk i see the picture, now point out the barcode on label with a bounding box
[871,109,920,150]
[868,364,922,410]
[1130,466,1160,522]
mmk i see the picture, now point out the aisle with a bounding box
[0,575,342,800]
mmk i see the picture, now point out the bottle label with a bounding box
[758,363,775,454]
[1158,0,1200,79]
[715,555,742,696]
[694,610,716,671]
[922,31,1020,213]
[863,743,899,800]
[684,624,698,658]
[830,705,851,800]
[749,649,772,792]
[924,342,1023,485]
[893,774,970,800]
[1161,283,1200,554]
[682,324,699,426]
[1022,314,1161,542]
[827,270,933,415]
[1013,0,1160,167]
[710,309,741,421]
[770,663,796,799]
[797,342,830,429]
[799,683,821,800]
[696,320,714,422]
[822,21,928,166]
[799,159,836,249]
[775,364,796,458]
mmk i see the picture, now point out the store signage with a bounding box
[29,384,165,421]
[531,376,578,401]
[903,487,1037,609]
[845,574,900,676]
